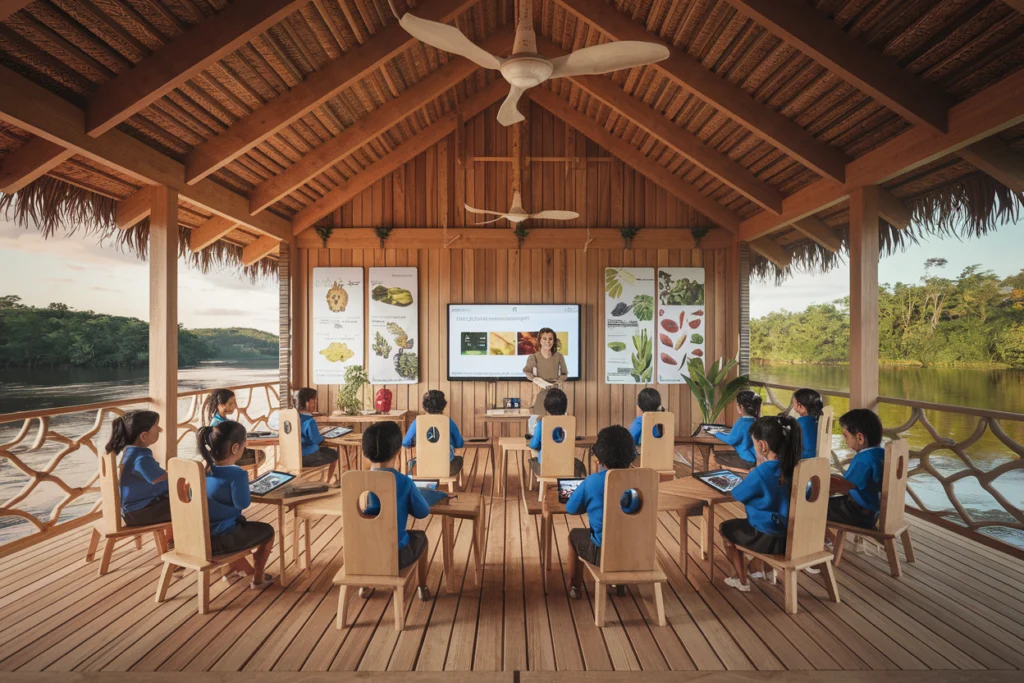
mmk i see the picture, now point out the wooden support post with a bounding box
[849,186,880,412]
[278,241,292,411]
[148,186,178,466]
[290,243,307,398]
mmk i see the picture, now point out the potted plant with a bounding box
[683,357,749,424]
[334,365,369,416]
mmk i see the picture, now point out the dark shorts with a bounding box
[210,518,275,556]
[408,455,464,478]
[122,495,171,527]
[714,451,755,471]
[399,529,428,570]
[237,448,266,468]
[303,446,339,468]
[828,495,878,529]
[569,528,601,567]
[720,518,788,555]
[529,457,587,478]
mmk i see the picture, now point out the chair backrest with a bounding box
[414,414,450,478]
[783,457,830,562]
[540,415,577,478]
[599,468,660,572]
[815,406,835,459]
[878,440,910,534]
[98,451,124,534]
[167,458,214,563]
[278,408,303,473]
[342,470,399,577]
[640,411,675,471]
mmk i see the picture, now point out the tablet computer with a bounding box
[557,477,584,504]
[246,430,276,439]
[692,423,727,437]
[249,470,296,496]
[414,479,440,491]
[693,469,744,494]
[321,426,353,439]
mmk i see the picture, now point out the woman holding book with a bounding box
[522,327,568,416]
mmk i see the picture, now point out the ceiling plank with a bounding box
[0,2,31,22]
[86,0,306,136]
[555,0,848,184]
[959,136,1024,194]
[0,135,73,194]
[722,0,950,132]
[749,237,792,269]
[241,235,280,265]
[0,64,291,242]
[529,86,741,231]
[185,0,481,185]
[738,68,1024,242]
[188,215,239,251]
[878,188,912,230]
[249,27,515,215]
[791,217,841,252]
[115,187,152,230]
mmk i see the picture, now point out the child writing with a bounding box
[295,387,340,481]
[203,388,265,471]
[628,388,664,446]
[828,409,886,529]
[107,410,172,529]
[720,414,802,592]
[403,390,465,477]
[711,390,762,470]
[528,388,587,478]
[197,421,275,588]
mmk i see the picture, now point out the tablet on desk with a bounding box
[249,470,296,496]
[414,479,440,491]
[694,469,743,494]
[692,423,727,437]
[557,477,584,504]
[321,426,353,439]
[247,431,276,439]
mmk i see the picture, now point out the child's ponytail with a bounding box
[202,388,235,426]
[736,390,762,418]
[196,426,217,471]
[196,421,248,471]
[105,410,160,455]
[793,388,824,418]
[750,414,803,486]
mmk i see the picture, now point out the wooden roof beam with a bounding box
[115,188,152,230]
[86,0,306,136]
[241,235,280,266]
[0,2,31,21]
[878,188,912,230]
[790,216,841,252]
[555,0,848,184]
[749,237,791,269]
[530,86,741,231]
[959,137,1024,194]
[722,0,950,132]
[188,215,239,251]
[185,0,482,185]
[0,135,73,194]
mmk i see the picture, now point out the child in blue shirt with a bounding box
[106,410,172,530]
[628,388,664,447]
[828,409,886,529]
[528,388,586,478]
[203,387,265,472]
[403,390,465,477]
[197,421,275,589]
[712,390,761,470]
[295,387,340,481]
[720,414,803,592]
[566,425,639,598]
[791,388,824,459]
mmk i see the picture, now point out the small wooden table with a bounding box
[481,410,532,494]
[250,484,339,586]
[318,410,413,435]
[674,434,721,473]
[659,476,737,582]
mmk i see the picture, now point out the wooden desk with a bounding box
[660,476,737,582]
[318,410,413,434]
[481,410,531,495]
[250,485,338,586]
[674,434,720,473]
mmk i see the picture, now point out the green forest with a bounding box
[751,263,1024,369]
[0,296,279,369]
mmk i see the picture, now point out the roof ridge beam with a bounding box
[0,135,73,194]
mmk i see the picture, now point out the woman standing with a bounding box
[522,327,568,416]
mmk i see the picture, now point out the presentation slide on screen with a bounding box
[448,304,581,380]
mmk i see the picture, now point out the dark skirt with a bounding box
[713,451,755,471]
[210,518,275,556]
[529,457,587,478]
[399,529,429,570]
[122,495,171,526]
[303,446,340,468]
[828,495,878,529]
[720,518,787,555]
[569,527,602,567]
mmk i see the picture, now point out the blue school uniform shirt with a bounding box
[403,416,464,461]
[564,469,642,547]
[299,412,324,457]
[528,416,569,463]
[628,415,665,446]
[731,460,790,536]
[797,415,818,459]
[211,413,227,425]
[712,415,756,463]
[362,468,432,550]
[206,464,251,536]
[844,446,885,513]
[119,446,168,513]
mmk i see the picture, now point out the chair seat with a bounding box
[582,562,667,584]
[741,548,834,571]
[333,563,416,587]
[828,520,907,540]
[99,521,171,538]
[160,548,252,570]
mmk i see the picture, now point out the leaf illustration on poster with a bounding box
[369,267,419,384]
[313,267,364,383]
[605,267,656,384]
[656,267,706,383]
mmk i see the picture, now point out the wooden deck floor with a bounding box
[1,447,1023,674]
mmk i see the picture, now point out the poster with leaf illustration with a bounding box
[313,267,364,383]
[656,267,706,383]
[368,267,419,384]
[604,267,656,384]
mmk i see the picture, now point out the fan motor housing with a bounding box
[501,55,553,88]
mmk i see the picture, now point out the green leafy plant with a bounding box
[336,364,369,415]
[690,225,710,247]
[605,267,637,299]
[375,226,393,249]
[314,224,334,247]
[607,341,626,352]
[514,224,529,249]
[630,329,653,383]
[620,227,639,249]
[632,294,654,321]
[394,349,418,379]
[372,331,392,358]
[683,357,749,424]
[659,270,705,305]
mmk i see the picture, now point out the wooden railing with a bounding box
[752,380,1024,558]
[0,382,280,555]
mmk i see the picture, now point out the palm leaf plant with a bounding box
[683,357,749,424]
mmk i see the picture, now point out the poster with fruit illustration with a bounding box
[368,267,419,384]
[604,267,656,384]
[656,267,705,383]
[313,267,364,383]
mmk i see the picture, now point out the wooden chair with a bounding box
[829,440,915,577]
[154,458,264,615]
[639,411,676,479]
[529,415,577,501]
[815,406,835,459]
[334,470,429,631]
[409,414,462,492]
[580,468,667,627]
[739,457,840,614]
[86,451,171,576]
[278,408,338,484]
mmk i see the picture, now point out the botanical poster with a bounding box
[604,267,656,384]
[368,267,419,384]
[312,267,364,383]
[656,267,706,383]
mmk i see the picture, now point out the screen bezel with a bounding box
[447,303,583,382]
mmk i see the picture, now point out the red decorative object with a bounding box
[374,388,393,414]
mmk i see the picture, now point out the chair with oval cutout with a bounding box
[409,414,462,492]
[639,411,676,480]
[529,415,581,501]
[278,408,338,484]
[816,406,835,460]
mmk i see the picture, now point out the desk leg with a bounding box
[475,499,485,583]
[680,511,689,576]
[442,516,455,593]
[700,505,710,561]
[707,505,716,584]
[277,505,287,586]
[540,512,549,594]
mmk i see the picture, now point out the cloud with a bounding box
[194,307,252,317]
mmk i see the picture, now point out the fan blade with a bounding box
[399,13,504,70]
[549,42,669,78]
[497,86,527,127]
[473,216,507,225]
[464,204,509,217]
[528,210,580,221]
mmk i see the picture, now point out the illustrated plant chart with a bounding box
[656,268,706,383]
[313,267,363,383]
[369,267,419,384]
[604,267,655,384]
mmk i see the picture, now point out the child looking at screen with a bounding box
[828,409,886,529]
[528,388,586,478]
[295,387,340,481]
[720,414,802,592]
[203,388,265,471]
[711,390,762,470]
[791,388,824,460]
[628,388,664,446]
[403,390,465,477]
[107,410,172,530]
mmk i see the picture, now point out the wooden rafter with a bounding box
[555,0,848,184]
[188,216,239,251]
[85,0,306,136]
[0,2,31,21]
[115,188,152,231]
[878,188,912,230]
[790,217,841,252]
[185,0,481,185]
[959,137,1024,194]
[241,235,280,265]
[529,86,741,231]
[749,237,792,269]
[0,135,73,194]
[722,0,950,132]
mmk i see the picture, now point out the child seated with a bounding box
[828,409,886,530]
[720,414,802,592]
[528,388,586,478]
[791,388,824,459]
[403,390,465,477]
[198,421,275,588]
[628,387,664,446]
[711,390,761,470]
[295,387,340,480]
[566,425,639,597]
[107,410,171,529]
[204,388,265,471]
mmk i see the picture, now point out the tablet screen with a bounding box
[557,478,584,504]
[695,469,743,494]
[414,480,439,491]
[249,470,296,496]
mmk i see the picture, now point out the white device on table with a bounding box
[556,477,584,504]
[320,426,353,439]
[694,469,744,494]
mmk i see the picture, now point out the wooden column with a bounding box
[289,242,308,404]
[278,240,292,409]
[148,186,178,465]
[849,186,880,411]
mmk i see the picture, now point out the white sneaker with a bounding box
[724,576,751,592]
[804,566,821,575]
[249,573,275,589]
[221,570,247,583]
[750,569,776,584]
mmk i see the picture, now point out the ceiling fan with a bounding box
[391,1,670,126]
[465,191,579,225]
